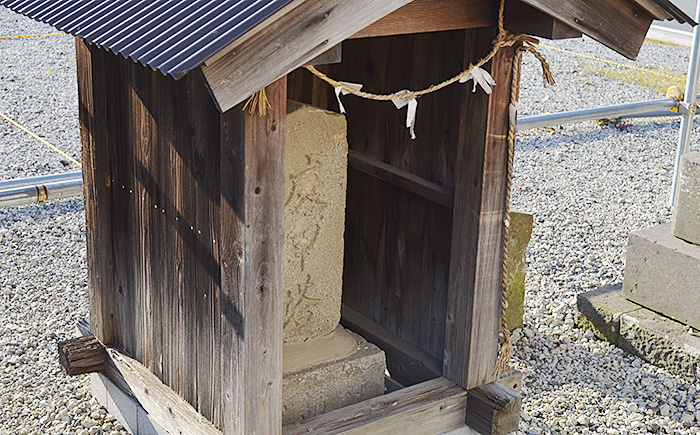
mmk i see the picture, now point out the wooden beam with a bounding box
[219,77,287,435]
[443,29,516,390]
[304,44,342,67]
[201,0,414,112]
[348,150,455,209]
[58,335,107,376]
[341,305,442,387]
[282,377,467,435]
[107,348,222,435]
[519,0,655,59]
[504,0,582,40]
[349,0,495,39]
[466,382,521,435]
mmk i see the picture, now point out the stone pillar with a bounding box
[282,101,385,424]
[672,152,700,245]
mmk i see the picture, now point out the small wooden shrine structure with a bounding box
[2,0,683,433]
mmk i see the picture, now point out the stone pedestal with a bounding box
[672,152,700,246]
[622,223,700,330]
[282,327,386,425]
[282,101,386,423]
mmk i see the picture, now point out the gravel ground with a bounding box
[1,7,700,435]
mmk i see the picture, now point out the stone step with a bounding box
[622,223,700,330]
[576,284,700,383]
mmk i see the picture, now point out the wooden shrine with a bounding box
[19,0,677,433]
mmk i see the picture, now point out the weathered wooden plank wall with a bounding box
[288,28,512,390]
[78,39,285,434]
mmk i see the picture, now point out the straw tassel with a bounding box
[242,88,271,116]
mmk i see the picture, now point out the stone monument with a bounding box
[622,152,700,330]
[281,101,386,424]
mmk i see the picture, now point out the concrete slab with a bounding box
[575,284,641,344]
[622,223,700,330]
[90,373,167,435]
[282,326,386,425]
[576,285,700,383]
[672,152,700,246]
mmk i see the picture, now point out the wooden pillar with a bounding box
[219,78,287,435]
[443,30,520,390]
[77,38,117,345]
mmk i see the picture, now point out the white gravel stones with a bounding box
[2,5,700,435]
[514,34,700,434]
[0,8,126,435]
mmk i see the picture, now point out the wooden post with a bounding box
[466,382,522,435]
[77,39,117,345]
[219,77,287,435]
[443,29,519,390]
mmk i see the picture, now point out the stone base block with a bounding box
[672,152,700,245]
[576,285,700,383]
[282,326,386,425]
[622,223,700,330]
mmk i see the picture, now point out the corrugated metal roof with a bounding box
[0,0,293,79]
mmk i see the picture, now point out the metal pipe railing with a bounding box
[516,98,680,131]
[0,178,83,208]
[0,170,82,190]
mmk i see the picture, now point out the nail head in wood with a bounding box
[58,335,107,376]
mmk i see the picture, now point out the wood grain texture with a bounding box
[201,0,413,112]
[58,335,107,376]
[79,47,286,433]
[219,77,286,435]
[350,0,495,39]
[466,382,521,435]
[77,39,116,345]
[443,29,515,390]
[333,31,471,363]
[304,44,343,66]
[108,348,222,435]
[282,377,467,435]
[520,0,654,59]
[348,150,455,209]
[503,0,582,40]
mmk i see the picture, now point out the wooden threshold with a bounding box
[282,377,467,435]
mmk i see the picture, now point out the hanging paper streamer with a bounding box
[391,90,418,140]
[509,101,520,125]
[334,82,364,114]
[460,66,497,94]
